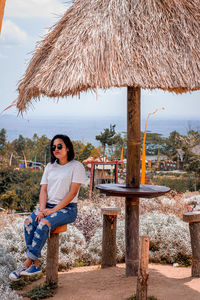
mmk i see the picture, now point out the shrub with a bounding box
[153,176,196,193]
[86,212,191,265]
[0,217,87,271]
[78,186,89,200]
[0,248,22,300]
[140,212,191,264]
[0,168,42,212]
[182,194,200,211]
[140,195,192,219]
[0,285,22,300]
[74,205,102,241]
[42,225,87,270]
[0,248,17,287]
[86,220,125,265]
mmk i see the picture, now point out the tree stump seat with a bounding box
[46,224,67,284]
[183,212,200,277]
[101,207,121,268]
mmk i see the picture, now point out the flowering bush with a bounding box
[86,212,191,265]
[85,220,125,265]
[140,212,191,264]
[0,285,22,300]
[0,217,87,271]
[140,194,192,218]
[0,218,27,264]
[0,248,22,300]
[0,248,16,286]
[74,205,102,241]
[182,194,200,211]
[42,225,87,270]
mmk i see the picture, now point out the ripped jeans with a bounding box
[24,202,77,261]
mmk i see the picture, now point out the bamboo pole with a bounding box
[125,86,141,276]
[0,0,6,34]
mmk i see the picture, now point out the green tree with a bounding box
[96,124,118,160]
[35,135,50,163]
[78,143,95,162]
[164,131,182,159]
[107,132,125,160]
[73,140,85,160]
[141,131,166,155]
[12,134,26,158]
[0,128,7,155]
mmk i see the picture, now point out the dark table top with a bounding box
[95,184,170,198]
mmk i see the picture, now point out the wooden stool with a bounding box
[46,224,67,284]
[183,212,200,277]
[101,208,121,268]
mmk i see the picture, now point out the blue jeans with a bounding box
[24,203,77,261]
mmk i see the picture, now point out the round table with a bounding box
[96,183,170,198]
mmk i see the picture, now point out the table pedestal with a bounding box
[126,197,139,276]
[96,184,170,276]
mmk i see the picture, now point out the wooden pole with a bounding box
[189,222,200,277]
[102,215,117,268]
[89,162,94,199]
[46,233,59,284]
[125,86,141,276]
[101,208,121,268]
[136,236,150,300]
[0,0,6,34]
[183,212,200,277]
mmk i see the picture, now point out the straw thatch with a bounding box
[17,0,200,112]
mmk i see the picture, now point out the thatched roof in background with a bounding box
[17,0,200,112]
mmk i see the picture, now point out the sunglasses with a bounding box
[52,144,63,151]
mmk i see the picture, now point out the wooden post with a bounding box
[0,0,6,34]
[125,86,141,276]
[89,162,94,199]
[183,212,200,277]
[190,223,200,277]
[46,232,59,284]
[115,161,119,184]
[136,236,150,300]
[101,208,121,268]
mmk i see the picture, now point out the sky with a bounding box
[0,0,200,121]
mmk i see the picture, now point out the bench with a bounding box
[183,212,200,277]
[101,207,121,268]
[46,224,67,284]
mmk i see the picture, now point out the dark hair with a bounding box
[50,134,75,164]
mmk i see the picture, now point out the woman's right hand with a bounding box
[35,211,45,222]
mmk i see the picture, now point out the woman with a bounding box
[9,134,86,281]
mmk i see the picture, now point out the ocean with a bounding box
[0,114,200,145]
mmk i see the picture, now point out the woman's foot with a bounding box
[20,265,42,276]
[9,265,28,281]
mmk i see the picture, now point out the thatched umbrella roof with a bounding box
[17,0,200,112]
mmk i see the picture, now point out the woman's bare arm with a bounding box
[35,184,48,222]
[39,184,48,211]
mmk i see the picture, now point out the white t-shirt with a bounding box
[40,160,86,204]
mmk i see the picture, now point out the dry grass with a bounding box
[0,212,16,231]
[16,0,200,112]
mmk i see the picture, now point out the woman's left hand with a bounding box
[43,208,55,217]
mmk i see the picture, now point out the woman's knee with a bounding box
[37,219,51,232]
[24,215,33,234]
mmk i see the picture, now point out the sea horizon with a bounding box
[0,114,200,146]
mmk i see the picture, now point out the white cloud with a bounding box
[0,20,29,46]
[5,0,68,19]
